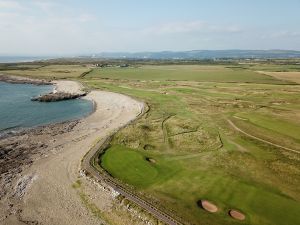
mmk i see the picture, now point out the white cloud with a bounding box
[0,0,23,10]
[141,21,243,35]
[0,2,298,54]
[0,1,100,55]
[0,12,19,27]
[33,1,55,11]
[77,14,95,23]
[0,12,18,19]
[272,31,300,38]
[261,31,300,39]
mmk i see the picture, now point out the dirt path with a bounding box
[1,81,144,225]
[227,119,300,154]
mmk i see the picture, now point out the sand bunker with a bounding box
[198,200,218,213]
[145,157,156,163]
[229,209,245,220]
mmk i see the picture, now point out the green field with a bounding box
[102,145,300,225]
[235,112,300,141]
[86,65,291,84]
[1,64,91,79]
[234,63,300,72]
[1,62,300,225]
[90,65,300,225]
[101,145,180,188]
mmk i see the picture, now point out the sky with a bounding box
[0,0,300,55]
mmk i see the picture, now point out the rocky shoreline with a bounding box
[0,75,51,85]
[0,77,145,224]
[0,120,79,201]
[0,75,88,102]
[0,120,81,224]
[31,92,87,102]
[0,76,89,205]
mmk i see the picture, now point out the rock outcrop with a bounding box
[31,92,87,102]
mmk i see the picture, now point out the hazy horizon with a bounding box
[1,0,300,55]
[2,49,300,57]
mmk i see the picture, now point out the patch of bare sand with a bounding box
[257,71,300,84]
[52,80,86,94]
[198,200,218,213]
[0,81,144,225]
[229,209,246,220]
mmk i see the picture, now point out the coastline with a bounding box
[0,75,84,93]
[0,76,145,225]
[0,77,94,139]
[0,74,51,85]
[0,75,88,102]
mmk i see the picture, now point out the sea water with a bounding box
[0,82,93,133]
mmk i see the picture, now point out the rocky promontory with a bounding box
[0,75,88,102]
[31,91,87,102]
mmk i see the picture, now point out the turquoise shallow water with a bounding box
[0,82,93,133]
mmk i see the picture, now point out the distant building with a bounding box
[94,63,108,68]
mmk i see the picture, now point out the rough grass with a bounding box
[1,65,90,79]
[257,71,300,84]
[235,112,300,141]
[101,145,300,225]
[89,69,300,225]
[86,65,288,84]
[237,64,300,72]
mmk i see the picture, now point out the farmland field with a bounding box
[1,62,299,225]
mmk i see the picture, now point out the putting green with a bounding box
[101,145,300,225]
[101,145,180,188]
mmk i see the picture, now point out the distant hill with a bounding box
[0,56,54,63]
[2,50,300,63]
[92,50,300,59]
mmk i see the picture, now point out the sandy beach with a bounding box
[52,80,86,95]
[0,79,144,225]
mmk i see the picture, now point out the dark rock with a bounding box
[31,92,87,102]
